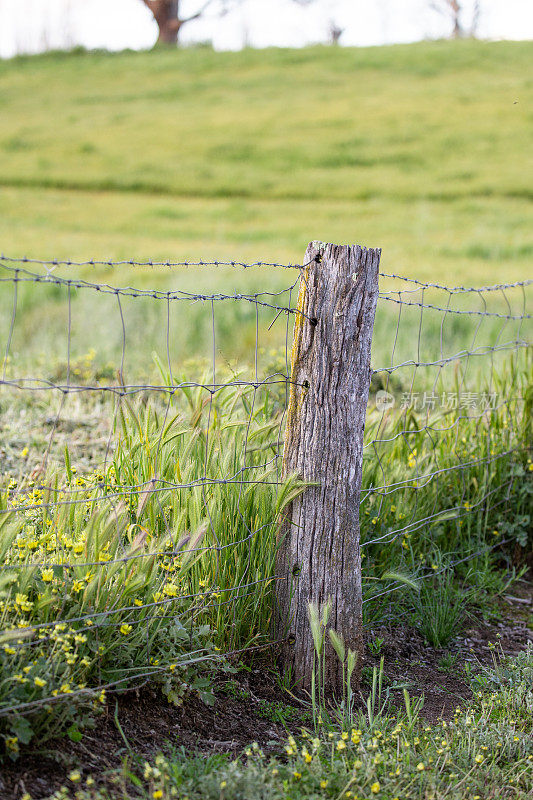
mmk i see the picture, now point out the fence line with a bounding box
[0,246,530,732]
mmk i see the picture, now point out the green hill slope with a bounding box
[0,40,531,281]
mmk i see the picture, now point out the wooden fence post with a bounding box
[275,241,381,693]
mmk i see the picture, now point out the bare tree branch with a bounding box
[138,0,324,47]
[429,1,465,39]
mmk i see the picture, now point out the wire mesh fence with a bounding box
[0,251,531,749]
[361,271,531,620]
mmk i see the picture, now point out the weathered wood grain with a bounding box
[275,241,381,693]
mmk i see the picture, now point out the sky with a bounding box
[0,0,532,58]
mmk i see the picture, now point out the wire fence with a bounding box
[0,252,531,739]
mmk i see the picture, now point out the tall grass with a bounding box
[0,380,302,753]
[0,339,530,756]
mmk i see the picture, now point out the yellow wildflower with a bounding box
[337,740,346,751]
[5,736,19,753]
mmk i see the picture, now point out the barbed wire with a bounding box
[1,253,530,293]
[0,254,308,270]
[0,253,530,725]
[378,272,532,293]
[377,294,529,319]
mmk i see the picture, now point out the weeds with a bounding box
[367,637,384,657]
[56,645,533,799]
[411,572,467,647]
[0,380,304,755]
[0,352,530,761]
[438,651,460,673]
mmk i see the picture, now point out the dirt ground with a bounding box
[1,578,531,800]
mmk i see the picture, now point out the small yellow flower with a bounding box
[220,781,227,789]
[416,762,425,771]
[371,782,381,794]
[152,792,163,800]
[41,568,54,582]
[293,771,301,780]
[475,754,484,764]
[120,623,133,635]
[5,736,19,752]
[337,740,346,751]
[69,770,81,782]
[320,779,328,788]
[34,676,47,688]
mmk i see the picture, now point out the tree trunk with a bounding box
[148,1,183,45]
[275,242,381,694]
[449,0,462,38]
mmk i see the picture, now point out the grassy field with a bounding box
[0,39,531,800]
[0,40,531,283]
[1,39,531,376]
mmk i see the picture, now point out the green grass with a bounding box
[0,39,531,380]
[43,644,533,799]
[0,40,531,284]
[0,38,531,780]
[0,381,306,753]
[0,354,530,755]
